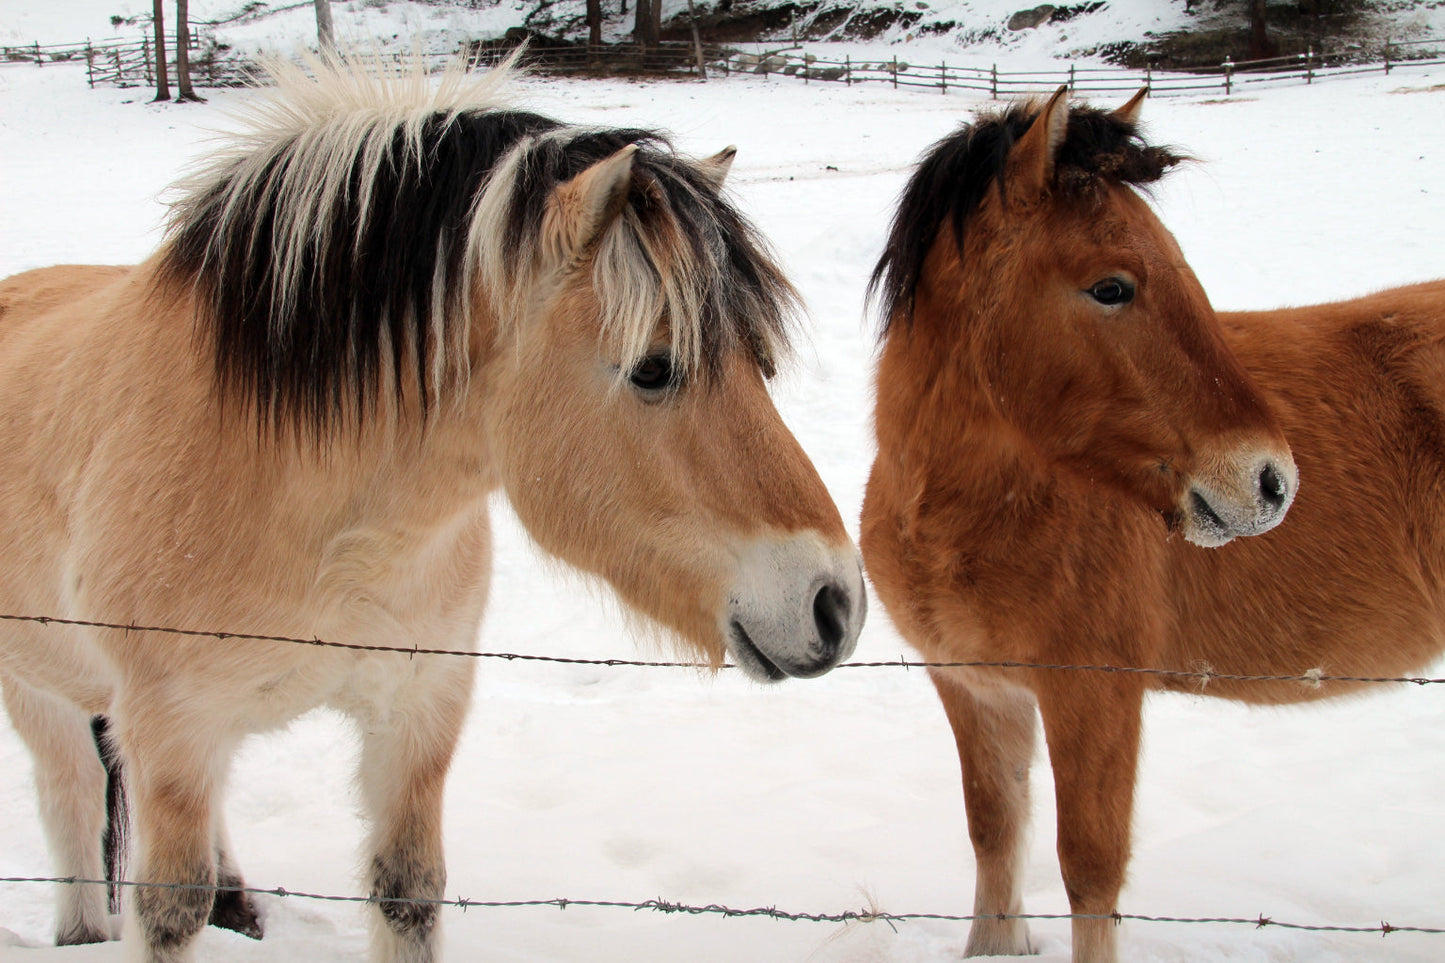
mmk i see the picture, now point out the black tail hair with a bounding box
[90,716,127,914]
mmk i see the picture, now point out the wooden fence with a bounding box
[0,33,249,89]
[5,30,1442,99]
[710,34,1445,98]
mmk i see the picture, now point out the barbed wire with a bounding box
[0,613,1436,686]
[2,876,1442,937]
[3,612,1443,688]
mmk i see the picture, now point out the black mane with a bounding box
[868,99,1184,334]
[159,92,793,438]
[162,109,563,434]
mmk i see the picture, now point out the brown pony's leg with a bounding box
[0,677,111,945]
[930,672,1038,957]
[1036,674,1144,963]
[357,681,468,963]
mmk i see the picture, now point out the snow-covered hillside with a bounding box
[5,0,1445,65]
[3,14,1445,963]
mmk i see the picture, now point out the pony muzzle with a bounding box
[726,535,865,681]
[1181,451,1298,547]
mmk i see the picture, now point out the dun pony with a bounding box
[0,53,864,962]
[862,86,1444,961]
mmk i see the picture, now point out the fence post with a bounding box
[33,41,41,66]
[990,63,997,99]
[1145,60,1152,93]
[940,61,947,94]
[86,40,95,87]
[1068,62,1075,91]
[1306,45,1314,84]
[1384,37,1391,74]
[1223,57,1233,95]
[142,35,152,84]
[892,55,898,89]
[845,55,851,86]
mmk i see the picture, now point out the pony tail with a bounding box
[90,715,128,915]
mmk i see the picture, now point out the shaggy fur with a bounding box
[0,53,862,963]
[160,53,796,437]
[863,88,1445,962]
[868,98,1183,331]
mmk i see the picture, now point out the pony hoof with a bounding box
[56,924,110,946]
[209,887,264,940]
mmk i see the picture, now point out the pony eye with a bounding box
[1088,278,1135,307]
[628,355,676,393]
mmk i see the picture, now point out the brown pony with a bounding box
[0,55,863,962]
[862,85,1445,961]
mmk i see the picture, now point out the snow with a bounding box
[3,34,1445,963]
[7,1,1445,65]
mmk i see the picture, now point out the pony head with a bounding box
[159,52,864,676]
[871,87,1296,546]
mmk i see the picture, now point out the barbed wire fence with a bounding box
[1,611,1443,687]
[3,874,1445,939]
[2,607,1445,947]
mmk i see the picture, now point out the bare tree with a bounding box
[150,0,170,102]
[634,0,660,46]
[1247,0,1279,59]
[174,0,205,102]
[586,0,603,46]
[314,0,335,53]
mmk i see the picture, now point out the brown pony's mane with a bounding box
[868,99,1186,333]
[158,55,796,438]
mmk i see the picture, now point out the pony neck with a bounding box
[875,292,1053,526]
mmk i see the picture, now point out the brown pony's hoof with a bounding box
[209,886,264,940]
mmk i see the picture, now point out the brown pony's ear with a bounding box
[696,145,738,192]
[1007,84,1070,200]
[1112,87,1148,127]
[550,143,639,260]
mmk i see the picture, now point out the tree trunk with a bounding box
[151,0,170,102]
[586,0,602,46]
[314,0,335,54]
[1247,0,1278,60]
[634,0,658,46]
[174,0,205,102]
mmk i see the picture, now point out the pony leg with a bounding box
[930,672,1038,957]
[1035,674,1145,963]
[0,676,111,945]
[357,687,467,963]
[208,810,263,939]
[114,701,227,963]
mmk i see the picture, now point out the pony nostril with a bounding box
[1259,461,1288,511]
[812,582,848,655]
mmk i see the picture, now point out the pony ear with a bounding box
[550,143,639,260]
[1112,87,1148,127]
[695,145,738,192]
[1007,84,1070,200]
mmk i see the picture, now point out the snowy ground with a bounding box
[3,49,1445,963]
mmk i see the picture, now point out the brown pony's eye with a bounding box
[629,355,676,393]
[1088,278,1135,306]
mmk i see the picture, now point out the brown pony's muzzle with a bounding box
[726,534,866,681]
[1181,447,1298,547]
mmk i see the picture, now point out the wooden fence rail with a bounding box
[4,30,1442,99]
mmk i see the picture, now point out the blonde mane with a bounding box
[158,51,796,436]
